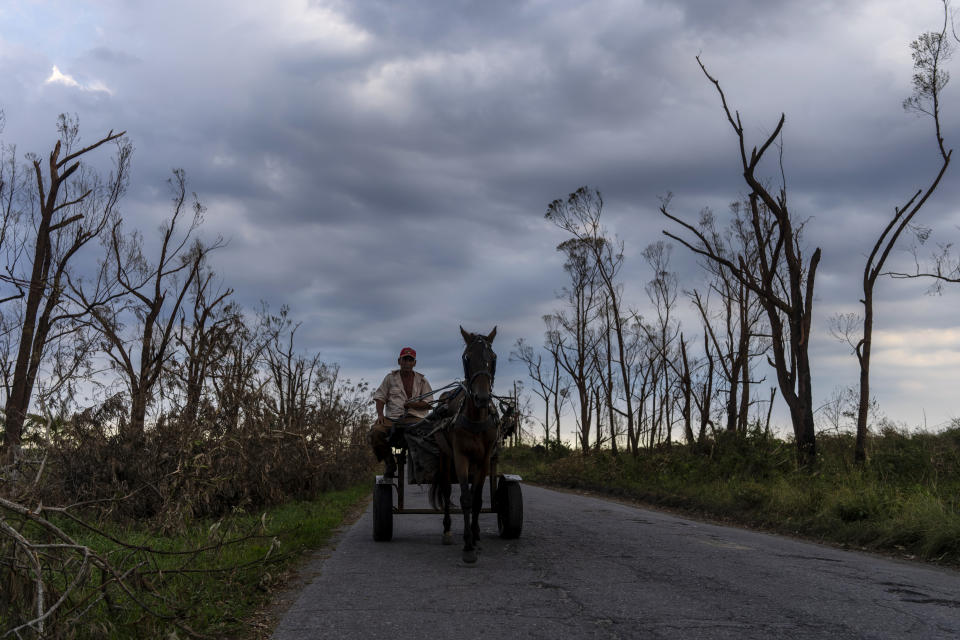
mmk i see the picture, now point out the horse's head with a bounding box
[460,325,497,409]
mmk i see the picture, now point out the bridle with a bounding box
[461,336,497,407]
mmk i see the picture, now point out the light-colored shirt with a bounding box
[372,370,433,420]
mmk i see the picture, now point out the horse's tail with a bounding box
[429,466,449,511]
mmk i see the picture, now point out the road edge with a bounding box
[247,492,373,639]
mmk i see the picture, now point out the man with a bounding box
[370,347,433,477]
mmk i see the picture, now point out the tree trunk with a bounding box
[680,335,694,444]
[130,388,149,437]
[738,349,750,433]
[855,300,872,464]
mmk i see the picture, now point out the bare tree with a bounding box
[546,237,602,452]
[641,241,680,447]
[690,203,768,435]
[546,187,639,452]
[510,337,565,448]
[595,295,624,452]
[172,265,234,428]
[77,169,219,438]
[0,116,30,309]
[315,364,372,451]
[262,306,322,432]
[695,327,717,443]
[542,321,571,446]
[662,59,822,466]
[677,333,695,444]
[851,5,953,464]
[2,116,129,461]
[211,303,270,433]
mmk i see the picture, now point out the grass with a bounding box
[3,484,370,639]
[499,426,960,565]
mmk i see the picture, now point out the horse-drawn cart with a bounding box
[372,329,521,564]
[371,397,523,543]
[372,444,523,542]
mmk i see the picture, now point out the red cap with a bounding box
[399,347,417,360]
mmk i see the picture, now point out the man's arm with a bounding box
[373,374,392,424]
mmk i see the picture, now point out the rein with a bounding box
[411,332,506,437]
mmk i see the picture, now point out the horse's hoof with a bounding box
[462,549,478,564]
[442,532,454,546]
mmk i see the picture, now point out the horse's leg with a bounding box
[453,451,476,563]
[471,451,491,544]
[471,469,484,545]
[442,458,453,545]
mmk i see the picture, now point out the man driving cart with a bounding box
[369,347,433,477]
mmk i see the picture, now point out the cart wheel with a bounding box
[496,481,523,539]
[373,482,393,542]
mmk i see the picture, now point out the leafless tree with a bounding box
[0,120,30,309]
[546,187,640,454]
[2,116,129,461]
[695,327,717,443]
[211,303,270,433]
[309,362,371,453]
[662,58,822,466]
[690,203,768,435]
[172,264,234,429]
[546,237,602,452]
[641,241,680,446]
[831,1,953,464]
[596,296,625,452]
[542,321,571,446]
[77,169,219,438]
[677,333,695,444]
[510,337,566,448]
[262,305,322,432]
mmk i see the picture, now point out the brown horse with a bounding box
[429,326,498,563]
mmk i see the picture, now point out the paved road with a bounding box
[272,482,960,639]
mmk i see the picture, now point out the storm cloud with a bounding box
[1,0,958,432]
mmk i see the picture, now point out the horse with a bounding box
[429,326,498,564]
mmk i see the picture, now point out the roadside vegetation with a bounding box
[500,425,960,566]
[0,111,376,638]
[2,485,368,639]
[1,416,373,639]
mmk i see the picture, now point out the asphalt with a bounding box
[272,481,960,639]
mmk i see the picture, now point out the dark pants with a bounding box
[368,418,420,461]
[368,421,393,462]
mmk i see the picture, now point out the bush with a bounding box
[1,397,374,638]
[34,404,373,523]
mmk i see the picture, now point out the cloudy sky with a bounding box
[2,0,959,437]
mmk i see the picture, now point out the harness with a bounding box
[455,411,497,434]
[395,335,512,448]
[461,336,496,401]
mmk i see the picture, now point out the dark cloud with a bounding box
[0,0,957,430]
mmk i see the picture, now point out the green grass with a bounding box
[2,484,370,639]
[499,428,960,565]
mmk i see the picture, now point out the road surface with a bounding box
[272,482,960,639]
